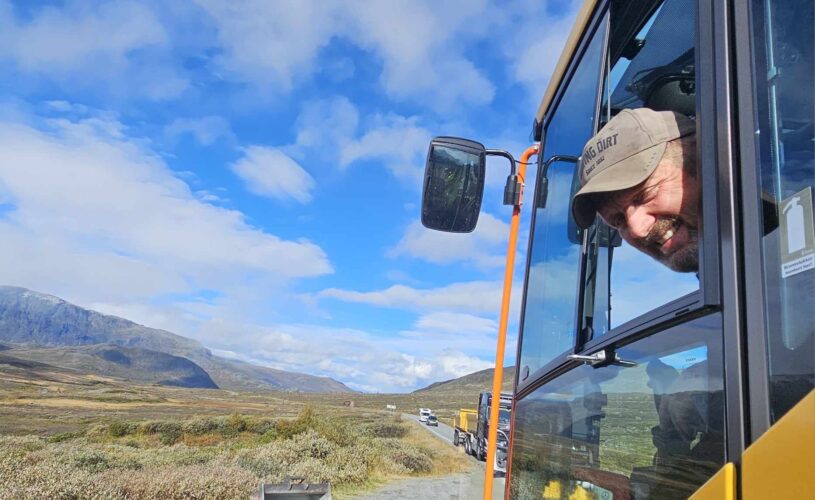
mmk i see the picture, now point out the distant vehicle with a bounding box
[426,415,438,426]
[452,392,512,463]
[418,407,431,422]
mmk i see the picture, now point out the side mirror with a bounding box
[421,137,486,233]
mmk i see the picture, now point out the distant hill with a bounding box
[0,286,354,393]
[4,344,218,389]
[414,366,515,394]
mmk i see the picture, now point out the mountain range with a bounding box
[0,286,353,393]
[414,365,515,394]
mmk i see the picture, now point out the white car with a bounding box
[418,408,431,422]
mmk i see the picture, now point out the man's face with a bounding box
[595,153,700,272]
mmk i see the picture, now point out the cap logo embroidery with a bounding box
[582,133,618,180]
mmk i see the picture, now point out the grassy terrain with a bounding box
[0,361,473,499]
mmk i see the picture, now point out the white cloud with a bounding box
[344,0,495,109]
[434,352,494,379]
[414,311,497,335]
[166,116,234,146]
[194,0,495,109]
[0,0,188,99]
[390,213,510,269]
[194,0,337,91]
[266,96,431,186]
[230,146,315,203]
[293,96,359,151]
[492,0,583,106]
[339,114,431,183]
[196,320,496,392]
[0,113,332,307]
[319,280,515,316]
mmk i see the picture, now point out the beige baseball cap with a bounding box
[571,108,695,229]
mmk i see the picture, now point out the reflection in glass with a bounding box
[518,14,608,377]
[421,145,484,233]
[510,314,725,499]
[749,0,814,422]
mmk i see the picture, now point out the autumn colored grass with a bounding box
[0,365,473,499]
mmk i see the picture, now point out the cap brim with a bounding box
[571,141,667,229]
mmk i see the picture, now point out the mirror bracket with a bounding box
[537,154,580,208]
[503,174,522,206]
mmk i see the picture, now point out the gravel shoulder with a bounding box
[350,416,505,500]
[351,469,482,500]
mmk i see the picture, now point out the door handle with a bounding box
[568,349,637,368]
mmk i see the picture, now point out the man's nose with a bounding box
[623,206,654,240]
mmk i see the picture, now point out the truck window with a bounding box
[510,313,725,499]
[518,12,608,379]
[748,0,815,422]
[582,0,699,338]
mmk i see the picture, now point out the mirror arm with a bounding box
[538,154,580,208]
[485,149,523,207]
[484,149,517,174]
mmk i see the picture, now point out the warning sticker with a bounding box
[780,186,815,279]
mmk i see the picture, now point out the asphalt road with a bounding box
[403,413,456,445]
[403,413,506,500]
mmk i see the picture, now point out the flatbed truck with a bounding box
[452,392,512,461]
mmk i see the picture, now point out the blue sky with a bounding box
[0,0,585,392]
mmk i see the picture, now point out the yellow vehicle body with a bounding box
[418,0,814,497]
[453,409,478,433]
[516,0,815,498]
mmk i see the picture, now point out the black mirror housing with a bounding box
[421,137,486,233]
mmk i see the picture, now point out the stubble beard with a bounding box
[638,216,700,273]
[662,229,699,272]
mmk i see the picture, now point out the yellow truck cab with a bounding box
[507,1,814,497]
[420,0,814,498]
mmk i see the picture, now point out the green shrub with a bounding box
[138,421,181,436]
[389,444,432,473]
[181,417,219,435]
[108,420,135,437]
[47,431,84,443]
[244,416,275,435]
[362,421,408,439]
[225,412,247,434]
[259,428,279,443]
[274,405,315,440]
[65,448,111,473]
[310,416,359,446]
[158,428,181,446]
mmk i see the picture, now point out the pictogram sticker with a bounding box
[780,186,815,278]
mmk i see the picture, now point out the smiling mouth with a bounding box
[658,225,675,245]
[657,219,685,251]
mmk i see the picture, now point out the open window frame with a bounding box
[515,0,726,402]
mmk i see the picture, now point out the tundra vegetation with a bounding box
[0,364,472,499]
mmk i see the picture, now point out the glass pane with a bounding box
[749,0,815,422]
[583,0,699,337]
[518,15,608,377]
[422,144,484,232]
[510,313,725,499]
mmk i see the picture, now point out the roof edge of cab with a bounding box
[534,0,600,131]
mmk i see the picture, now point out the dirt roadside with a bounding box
[351,417,505,500]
